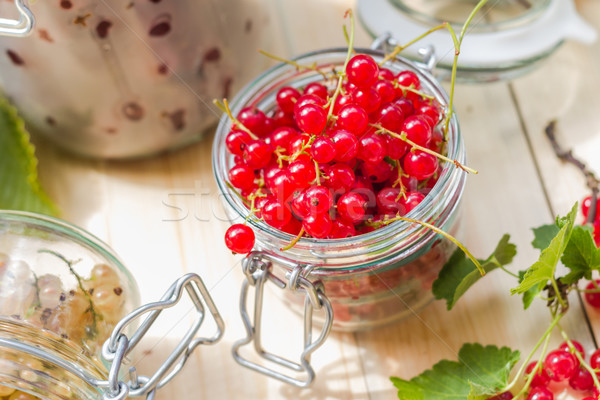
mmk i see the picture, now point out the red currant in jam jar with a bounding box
[214,48,466,331]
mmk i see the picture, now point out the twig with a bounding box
[545,120,600,223]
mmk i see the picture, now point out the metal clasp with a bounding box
[101,273,225,399]
[232,252,333,388]
[370,32,437,74]
[0,0,34,37]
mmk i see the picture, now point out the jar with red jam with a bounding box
[0,211,224,399]
[212,48,466,385]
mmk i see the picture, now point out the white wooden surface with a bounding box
[32,1,600,398]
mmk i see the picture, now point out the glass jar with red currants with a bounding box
[213,47,468,334]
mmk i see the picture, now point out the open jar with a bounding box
[0,211,224,400]
[212,48,466,386]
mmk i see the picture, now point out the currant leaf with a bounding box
[531,224,560,251]
[433,234,516,310]
[510,204,578,296]
[390,343,520,400]
[0,98,58,216]
[560,225,600,285]
[517,270,544,309]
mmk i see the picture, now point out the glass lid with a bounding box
[358,0,597,82]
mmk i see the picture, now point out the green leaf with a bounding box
[560,225,600,285]
[511,204,578,296]
[391,343,520,400]
[518,270,544,309]
[433,234,516,310]
[0,98,58,216]
[531,224,560,251]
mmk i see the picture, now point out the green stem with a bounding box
[37,249,100,338]
[373,216,484,275]
[504,313,562,395]
[258,50,331,80]
[550,276,567,310]
[326,9,355,123]
[499,265,519,279]
[281,227,305,251]
[559,325,600,393]
[213,99,259,140]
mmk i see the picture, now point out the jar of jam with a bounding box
[0,211,224,399]
[212,48,466,386]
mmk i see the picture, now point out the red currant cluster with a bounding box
[581,196,600,247]
[223,53,449,254]
[489,341,600,400]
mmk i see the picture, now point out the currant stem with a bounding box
[373,216,484,275]
[372,124,479,174]
[258,50,331,80]
[550,276,567,311]
[326,9,355,123]
[499,265,520,279]
[379,23,448,66]
[281,227,305,251]
[214,99,260,140]
[504,313,562,396]
[314,160,321,185]
[559,326,600,393]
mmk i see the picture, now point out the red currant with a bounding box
[544,349,578,381]
[303,213,333,238]
[589,348,600,369]
[238,107,269,137]
[262,198,291,229]
[288,158,316,188]
[402,115,433,147]
[375,103,404,133]
[394,97,415,117]
[329,219,356,239]
[487,392,513,400]
[361,160,394,183]
[374,80,396,103]
[304,82,329,100]
[396,70,421,91]
[376,187,403,215]
[404,151,438,180]
[357,134,385,164]
[525,361,551,387]
[304,185,333,215]
[332,129,359,162]
[378,67,395,81]
[569,366,594,391]
[225,224,255,254]
[269,127,298,150]
[417,102,441,125]
[585,280,600,308]
[582,195,600,220]
[270,170,299,203]
[226,129,252,156]
[337,104,369,135]
[296,103,327,134]
[311,136,336,163]
[337,192,366,224]
[351,87,381,114]
[325,163,355,193]
[401,191,425,213]
[287,133,311,155]
[558,340,585,359]
[243,140,272,169]
[526,386,553,400]
[346,54,379,88]
[276,86,301,114]
[228,164,255,190]
[386,136,409,160]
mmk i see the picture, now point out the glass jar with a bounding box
[0,0,277,158]
[212,48,466,385]
[0,211,224,399]
[357,0,597,82]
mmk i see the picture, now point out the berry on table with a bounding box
[225,224,255,254]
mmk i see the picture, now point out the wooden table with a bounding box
[32,1,600,398]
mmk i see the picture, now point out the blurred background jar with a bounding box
[0,0,280,159]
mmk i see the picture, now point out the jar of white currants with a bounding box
[0,211,224,400]
[212,48,466,386]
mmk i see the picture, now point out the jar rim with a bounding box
[0,210,140,304]
[212,47,466,262]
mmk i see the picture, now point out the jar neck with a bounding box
[0,317,107,400]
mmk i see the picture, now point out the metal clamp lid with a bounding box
[0,0,34,37]
[232,252,333,388]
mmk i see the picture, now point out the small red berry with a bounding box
[525,361,550,387]
[238,107,269,137]
[569,366,594,391]
[400,191,425,214]
[346,54,379,88]
[544,349,578,381]
[276,86,301,114]
[304,185,333,215]
[337,192,366,224]
[226,129,252,156]
[296,103,327,134]
[243,140,272,169]
[288,158,316,189]
[303,213,333,238]
[311,136,336,163]
[526,386,553,400]
[589,348,600,369]
[337,104,369,135]
[558,340,585,359]
[228,164,255,190]
[304,82,329,100]
[585,280,600,308]
[487,392,513,400]
[325,163,355,193]
[402,115,433,147]
[332,129,359,162]
[225,224,255,254]
[357,134,385,164]
[269,127,298,150]
[404,151,438,181]
[329,219,356,239]
[261,199,291,229]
